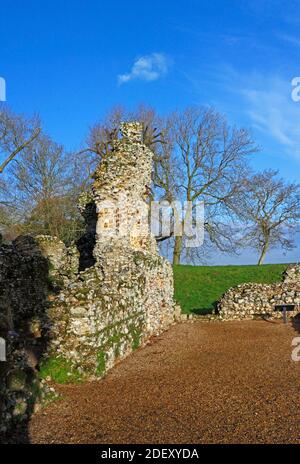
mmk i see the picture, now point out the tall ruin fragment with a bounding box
[44,122,175,376]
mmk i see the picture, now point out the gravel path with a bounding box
[29,320,300,444]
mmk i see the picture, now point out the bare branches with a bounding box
[2,132,87,243]
[0,106,41,174]
[0,127,41,174]
[81,106,169,163]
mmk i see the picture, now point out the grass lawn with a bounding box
[173,263,289,314]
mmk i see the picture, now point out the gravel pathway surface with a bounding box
[29,320,300,444]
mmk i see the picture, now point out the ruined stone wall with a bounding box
[217,265,300,320]
[0,122,176,438]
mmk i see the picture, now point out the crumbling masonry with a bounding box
[217,264,300,320]
[44,122,175,376]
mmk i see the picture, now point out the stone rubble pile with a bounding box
[217,264,300,320]
[282,264,300,284]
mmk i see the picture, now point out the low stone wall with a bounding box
[45,243,174,377]
[283,265,300,284]
[217,265,300,320]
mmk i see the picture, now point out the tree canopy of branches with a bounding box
[235,170,300,265]
[80,105,164,160]
[0,104,94,243]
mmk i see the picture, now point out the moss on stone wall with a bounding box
[96,351,106,377]
[131,327,141,351]
[39,356,84,384]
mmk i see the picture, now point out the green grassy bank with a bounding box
[173,264,288,314]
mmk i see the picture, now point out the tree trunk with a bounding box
[258,241,269,265]
[173,235,183,265]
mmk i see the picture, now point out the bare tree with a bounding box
[0,105,41,174]
[158,107,258,264]
[236,170,300,265]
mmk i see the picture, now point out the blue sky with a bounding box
[1,0,300,263]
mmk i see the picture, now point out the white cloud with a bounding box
[277,33,300,47]
[238,74,300,158]
[118,53,169,85]
[204,66,300,161]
